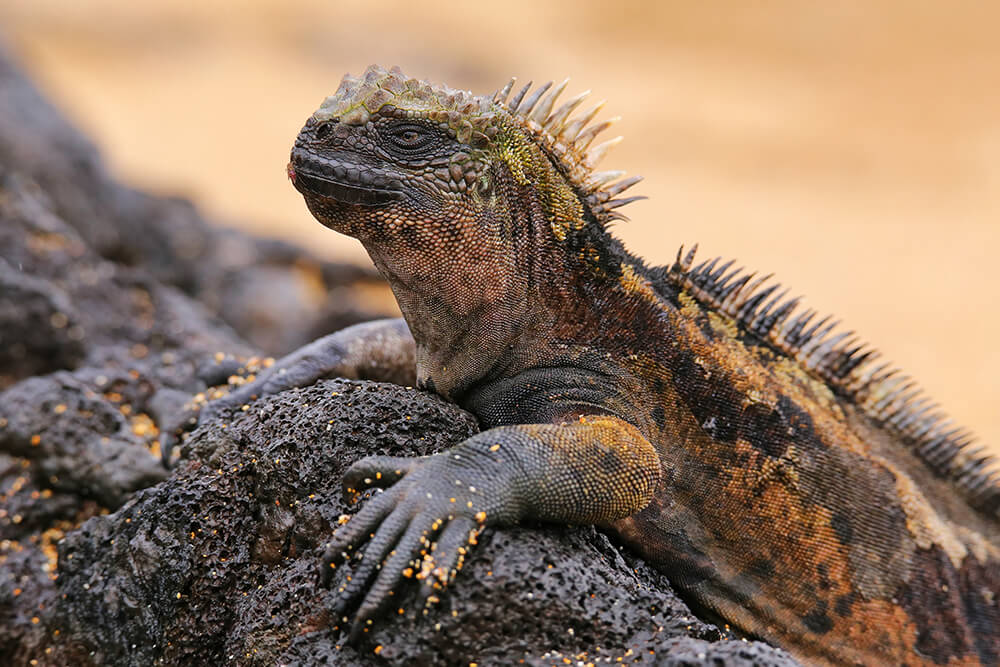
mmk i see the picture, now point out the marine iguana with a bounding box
[171,65,999,665]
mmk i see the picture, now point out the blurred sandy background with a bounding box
[1,1,997,452]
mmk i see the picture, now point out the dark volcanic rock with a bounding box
[49,380,479,665]
[0,41,394,380]
[0,44,799,666]
[39,380,794,667]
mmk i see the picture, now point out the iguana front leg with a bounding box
[323,415,661,641]
[160,318,414,455]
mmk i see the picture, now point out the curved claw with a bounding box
[417,517,480,609]
[157,391,243,465]
[347,517,442,642]
[158,347,308,461]
[157,404,207,466]
[328,503,413,618]
[317,434,525,644]
[155,373,255,466]
[321,486,400,585]
[201,385,256,418]
[342,455,423,503]
[158,319,416,468]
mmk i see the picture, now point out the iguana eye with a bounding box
[386,124,433,151]
[315,121,334,140]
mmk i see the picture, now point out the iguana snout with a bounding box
[288,117,407,215]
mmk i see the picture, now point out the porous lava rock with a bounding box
[44,379,796,666]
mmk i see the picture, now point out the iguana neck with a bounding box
[360,191,607,401]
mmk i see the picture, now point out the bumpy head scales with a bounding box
[311,65,643,225]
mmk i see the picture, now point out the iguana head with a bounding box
[288,65,643,393]
[288,65,641,254]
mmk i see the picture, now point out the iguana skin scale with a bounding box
[180,66,999,665]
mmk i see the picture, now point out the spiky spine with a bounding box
[668,245,1000,516]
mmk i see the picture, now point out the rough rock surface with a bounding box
[0,45,798,666]
[46,379,794,667]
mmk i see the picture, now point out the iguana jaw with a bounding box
[289,167,403,207]
[287,152,405,209]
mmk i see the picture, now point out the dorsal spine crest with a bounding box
[493,76,644,228]
[668,244,1000,517]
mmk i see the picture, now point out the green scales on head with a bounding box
[305,64,643,241]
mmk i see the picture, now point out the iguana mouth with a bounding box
[288,156,403,207]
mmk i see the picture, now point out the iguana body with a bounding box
[182,66,999,665]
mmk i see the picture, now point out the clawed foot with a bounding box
[320,452,502,643]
